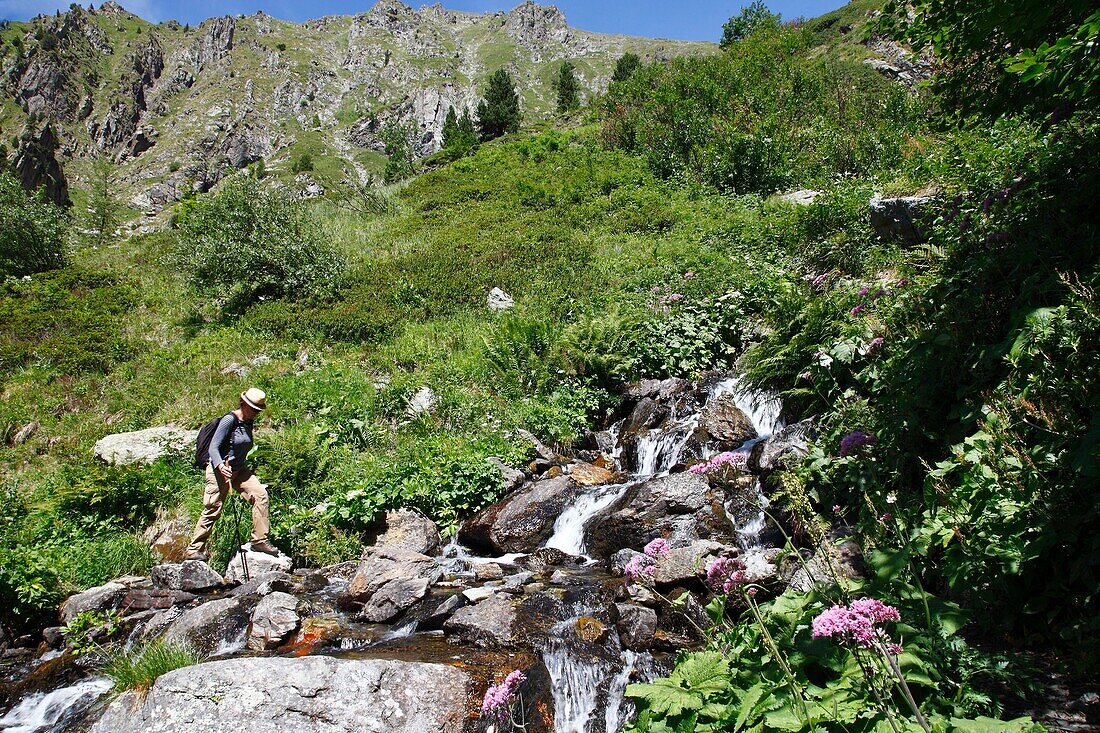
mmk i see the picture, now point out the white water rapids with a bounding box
[0,678,111,733]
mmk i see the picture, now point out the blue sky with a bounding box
[0,0,849,41]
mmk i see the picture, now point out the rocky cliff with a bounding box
[0,0,712,215]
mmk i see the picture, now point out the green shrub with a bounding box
[60,609,122,655]
[101,639,205,694]
[172,174,345,304]
[290,153,314,173]
[0,170,69,277]
[53,459,194,530]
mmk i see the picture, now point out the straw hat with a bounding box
[241,387,267,411]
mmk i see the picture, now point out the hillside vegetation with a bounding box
[1,2,1098,731]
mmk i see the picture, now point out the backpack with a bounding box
[194,412,238,469]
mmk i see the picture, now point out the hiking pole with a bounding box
[231,495,250,583]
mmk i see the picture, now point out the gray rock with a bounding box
[616,603,657,650]
[151,560,224,592]
[869,195,934,247]
[748,419,815,475]
[93,427,198,465]
[247,591,300,650]
[458,475,580,555]
[343,546,436,603]
[60,582,127,623]
[699,394,758,447]
[419,593,466,630]
[89,657,474,733]
[473,562,504,581]
[405,386,438,417]
[225,545,293,585]
[444,593,516,647]
[779,189,822,206]
[652,540,728,586]
[786,534,865,593]
[487,457,526,492]
[163,596,256,656]
[357,577,430,623]
[585,473,736,560]
[230,571,296,597]
[624,379,662,400]
[487,286,515,311]
[370,508,440,555]
[741,547,782,584]
[142,510,193,563]
[461,586,497,604]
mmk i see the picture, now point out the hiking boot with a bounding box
[250,539,279,556]
[184,551,209,563]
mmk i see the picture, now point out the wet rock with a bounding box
[163,596,257,656]
[286,615,343,652]
[60,582,127,623]
[461,586,498,604]
[748,419,815,475]
[42,626,65,649]
[151,560,224,592]
[503,571,534,590]
[120,589,196,613]
[358,577,430,623]
[225,544,293,585]
[299,572,328,592]
[458,475,581,555]
[230,571,297,597]
[621,397,666,437]
[574,616,608,644]
[418,593,466,631]
[699,394,757,446]
[609,548,642,576]
[319,560,359,582]
[615,603,657,651]
[367,508,439,555]
[93,426,198,465]
[624,379,662,400]
[444,593,516,647]
[585,473,736,560]
[869,195,933,247]
[487,286,515,311]
[142,509,193,563]
[568,461,617,486]
[89,657,474,733]
[473,562,504,581]
[248,591,300,650]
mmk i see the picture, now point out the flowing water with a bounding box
[0,678,111,733]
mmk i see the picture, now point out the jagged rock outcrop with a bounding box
[185,16,235,70]
[89,657,474,733]
[458,475,582,555]
[11,123,70,206]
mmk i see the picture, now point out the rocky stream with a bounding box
[0,374,834,733]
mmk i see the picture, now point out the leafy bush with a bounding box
[630,290,747,378]
[0,266,138,375]
[173,174,345,304]
[0,170,69,277]
[52,459,194,529]
[101,639,205,694]
[60,609,122,655]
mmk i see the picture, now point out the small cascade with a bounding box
[544,480,639,556]
[0,677,111,733]
[604,651,645,733]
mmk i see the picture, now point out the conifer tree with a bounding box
[441,106,459,148]
[612,52,641,83]
[476,69,521,141]
[556,60,581,113]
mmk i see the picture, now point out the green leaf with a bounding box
[671,651,731,695]
[734,683,768,732]
[627,680,705,717]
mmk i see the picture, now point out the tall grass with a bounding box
[101,639,205,695]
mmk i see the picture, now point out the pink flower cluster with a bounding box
[705,556,747,593]
[624,553,656,583]
[688,451,748,475]
[481,670,527,722]
[839,430,877,457]
[811,598,902,651]
[644,538,671,559]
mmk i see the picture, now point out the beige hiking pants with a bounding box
[186,466,270,554]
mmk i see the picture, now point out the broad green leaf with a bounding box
[627,680,704,717]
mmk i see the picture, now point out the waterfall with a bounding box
[544,480,637,557]
[0,677,111,733]
[541,631,649,733]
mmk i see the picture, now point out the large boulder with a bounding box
[151,560,223,592]
[869,195,934,247]
[358,577,430,623]
[652,540,730,586]
[60,582,128,623]
[341,546,438,622]
[367,508,440,555]
[748,419,815,475]
[225,544,293,585]
[458,475,581,555]
[699,394,758,447]
[93,427,198,465]
[443,593,517,648]
[585,473,736,560]
[616,603,658,651]
[247,591,300,650]
[89,657,474,733]
[163,596,256,656]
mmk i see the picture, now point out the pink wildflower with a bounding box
[687,462,709,475]
[858,286,871,297]
[896,278,910,287]
[839,431,876,457]
[873,289,887,300]
[799,371,812,381]
[812,273,829,287]
[849,598,901,624]
[850,304,867,316]
[683,271,696,280]
[624,554,655,583]
[832,505,843,515]
[705,557,747,593]
[880,512,893,522]
[668,293,684,302]
[746,587,759,597]
[481,670,527,721]
[644,538,672,559]
[811,599,902,650]
[886,643,904,655]
[867,336,885,351]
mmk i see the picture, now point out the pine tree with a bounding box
[441,106,459,148]
[612,52,641,83]
[84,152,120,247]
[457,108,478,148]
[556,60,581,113]
[476,69,521,141]
[382,120,414,183]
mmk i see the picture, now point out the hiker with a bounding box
[185,388,278,561]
